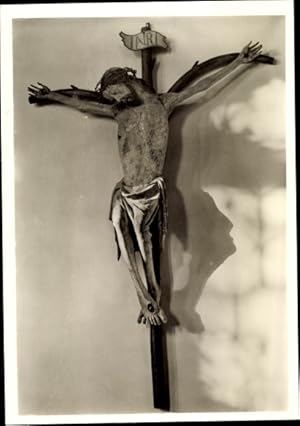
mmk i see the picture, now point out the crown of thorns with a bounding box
[95,67,137,92]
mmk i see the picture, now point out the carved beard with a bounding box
[115,86,143,110]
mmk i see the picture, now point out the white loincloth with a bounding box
[109,177,168,261]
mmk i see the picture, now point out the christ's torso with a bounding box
[115,97,168,187]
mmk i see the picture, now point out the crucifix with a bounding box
[28,23,275,411]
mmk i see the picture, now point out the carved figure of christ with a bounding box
[28,42,262,326]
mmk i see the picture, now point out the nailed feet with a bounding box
[137,295,167,326]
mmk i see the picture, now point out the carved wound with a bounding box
[147,303,155,313]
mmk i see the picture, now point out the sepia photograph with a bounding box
[1,1,297,423]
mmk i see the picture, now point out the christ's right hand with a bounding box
[28,82,51,103]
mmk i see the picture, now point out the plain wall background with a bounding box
[13,16,286,413]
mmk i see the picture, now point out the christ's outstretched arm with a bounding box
[161,41,263,114]
[28,83,116,118]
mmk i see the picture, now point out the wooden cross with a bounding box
[120,22,170,411]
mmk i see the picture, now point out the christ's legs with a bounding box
[111,199,163,325]
[141,225,167,324]
[143,227,161,303]
[133,209,167,325]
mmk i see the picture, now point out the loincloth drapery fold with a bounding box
[109,177,168,261]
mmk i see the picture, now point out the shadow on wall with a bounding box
[161,102,285,411]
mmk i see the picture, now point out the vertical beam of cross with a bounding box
[140,23,170,412]
[151,227,170,411]
[119,23,170,411]
[141,23,155,88]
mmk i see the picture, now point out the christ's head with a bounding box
[95,67,154,106]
